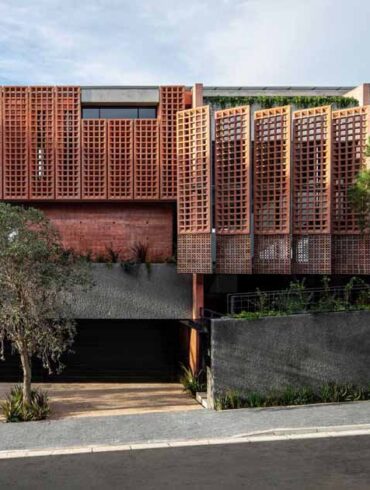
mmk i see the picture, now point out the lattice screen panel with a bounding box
[107,120,134,200]
[333,235,370,274]
[292,106,332,273]
[292,235,331,274]
[253,235,291,274]
[177,106,212,273]
[29,87,55,199]
[177,234,213,274]
[216,235,251,274]
[253,106,291,273]
[159,86,185,199]
[3,87,29,199]
[134,120,159,199]
[215,106,251,273]
[55,87,81,199]
[332,106,370,234]
[82,120,107,199]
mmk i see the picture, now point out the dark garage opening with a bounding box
[0,320,191,383]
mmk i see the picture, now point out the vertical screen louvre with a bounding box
[215,106,251,273]
[134,120,159,199]
[107,120,134,200]
[29,87,55,199]
[177,105,212,273]
[82,119,107,199]
[159,86,186,199]
[292,106,332,273]
[3,87,29,199]
[253,106,291,273]
[55,87,81,199]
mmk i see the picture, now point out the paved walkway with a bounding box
[0,383,201,420]
[1,400,370,452]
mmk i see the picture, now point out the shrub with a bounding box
[180,365,206,396]
[215,383,370,410]
[1,385,50,422]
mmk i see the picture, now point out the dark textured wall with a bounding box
[210,311,370,398]
[68,264,192,320]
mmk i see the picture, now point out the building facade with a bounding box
[0,82,369,379]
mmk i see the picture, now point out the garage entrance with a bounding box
[0,320,191,383]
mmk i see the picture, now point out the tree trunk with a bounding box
[20,349,32,406]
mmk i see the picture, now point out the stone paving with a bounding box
[0,382,201,420]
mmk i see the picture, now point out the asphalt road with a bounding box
[1,435,370,489]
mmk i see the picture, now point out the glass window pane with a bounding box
[139,107,157,119]
[100,107,138,119]
[83,108,100,119]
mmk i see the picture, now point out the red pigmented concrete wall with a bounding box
[37,203,174,261]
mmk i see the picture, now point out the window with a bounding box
[82,106,157,119]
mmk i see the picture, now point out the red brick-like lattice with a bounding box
[253,106,291,273]
[332,106,369,234]
[3,87,29,199]
[159,86,186,200]
[332,106,370,274]
[292,106,332,273]
[134,119,159,199]
[107,120,134,200]
[177,106,212,273]
[215,106,251,273]
[55,87,81,199]
[82,119,107,199]
[29,87,55,199]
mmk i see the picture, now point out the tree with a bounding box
[348,137,370,232]
[0,203,90,407]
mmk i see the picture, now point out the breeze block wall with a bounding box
[332,106,370,274]
[177,105,213,273]
[215,106,252,273]
[210,311,370,401]
[292,106,332,274]
[253,106,292,274]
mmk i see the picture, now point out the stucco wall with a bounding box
[69,264,192,320]
[210,311,370,399]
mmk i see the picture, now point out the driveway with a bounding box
[0,383,201,420]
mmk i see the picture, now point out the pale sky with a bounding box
[0,0,368,86]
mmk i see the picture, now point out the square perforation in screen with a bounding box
[215,106,250,235]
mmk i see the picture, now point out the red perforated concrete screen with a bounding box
[215,106,251,273]
[3,87,29,199]
[159,86,186,200]
[82,120,107,199]
[134,120,159,199]
[253,106,291,274]
[292,106,332,273]
[177,106,212,273]
[108,120,134,200]
[332,106,370,274]
[29,87,55,200]
[55,87,81,199]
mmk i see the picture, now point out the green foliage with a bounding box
[204,95,358,110]
[349,165,370,233]
[1,385,50,422]
[234,276,370,319]
[180,365,206,396]
[0,203,91,410]
[215,383,370,410]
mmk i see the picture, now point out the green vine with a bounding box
[204,95,359,110]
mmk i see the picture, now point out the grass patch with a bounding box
[215,383,370,410]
